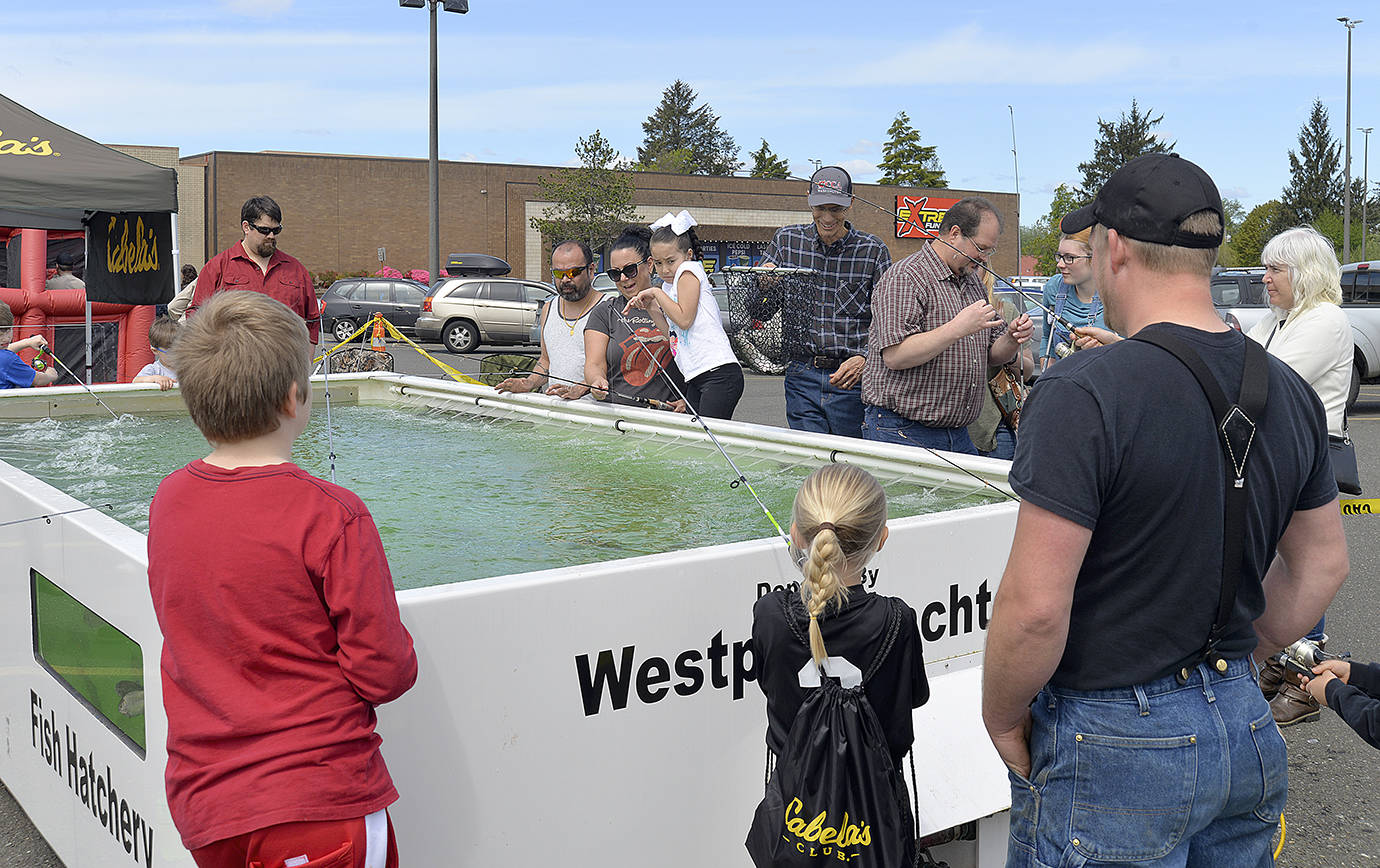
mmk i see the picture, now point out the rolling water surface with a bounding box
[0,404,1000,588]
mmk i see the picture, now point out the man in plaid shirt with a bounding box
[762,166,892,438]
[861,196,1034,453]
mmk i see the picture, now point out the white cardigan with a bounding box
[1246,302,1351,437]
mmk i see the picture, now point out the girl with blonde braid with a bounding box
[751,463,930,803]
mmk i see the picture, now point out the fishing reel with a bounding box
[1276,637,1348,678]
[30,344,52,371]
[1053,341,1077,359]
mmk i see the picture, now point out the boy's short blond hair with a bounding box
[171,291,312,443]
[148,315,181,351]
[0,302,13,335]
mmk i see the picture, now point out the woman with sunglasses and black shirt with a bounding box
[573,226,687,410]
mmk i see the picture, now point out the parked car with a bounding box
[416,276,556,353]
[1213,262,1380,408]
[321,277,429,343]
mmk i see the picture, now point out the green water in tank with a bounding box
[0,405,1002,588]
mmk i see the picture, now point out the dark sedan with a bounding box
[321,278,429,343]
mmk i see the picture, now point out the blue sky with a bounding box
[3,1,1377,226]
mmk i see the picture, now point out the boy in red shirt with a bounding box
[148,290,418,868]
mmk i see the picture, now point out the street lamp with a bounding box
[1340,17,1362,263]
[1362,126,1374,260]
[400,0,469,285]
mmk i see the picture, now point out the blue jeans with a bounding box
[980,422,1017,461]
[1307,616,1326,643]
[783,360,865,438]
[861,405,978,454]
[1007,657,1285,867]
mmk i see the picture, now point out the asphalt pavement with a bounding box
[3,349,1380,867]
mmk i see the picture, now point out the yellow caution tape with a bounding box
[313,314,486,387]
[1340,499,1380,515]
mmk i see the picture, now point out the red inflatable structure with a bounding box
[1,228,154,383]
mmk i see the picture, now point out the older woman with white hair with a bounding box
[1247,226,1352,436]
[1248,225,1352,728]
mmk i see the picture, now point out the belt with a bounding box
[799,355,845,371]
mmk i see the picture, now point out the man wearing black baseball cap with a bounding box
[983,153,1348,865]
[757,166,892,437]
[45,250,85,291]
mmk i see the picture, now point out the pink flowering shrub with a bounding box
[373,266,405,279]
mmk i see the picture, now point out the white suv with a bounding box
[1213,264,1380,408]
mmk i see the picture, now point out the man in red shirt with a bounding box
[188,196,320,342]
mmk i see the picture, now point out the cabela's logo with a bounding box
[106,215,160,275]
[781,796,871,861]
[0,131,59,157]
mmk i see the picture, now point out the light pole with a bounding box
[1363,126,1374,260]
[400,0,469,285]
[1340,17,1362,263]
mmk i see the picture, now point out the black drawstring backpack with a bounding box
[746,594,916,867]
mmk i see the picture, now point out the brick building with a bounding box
[177,150,1019,282]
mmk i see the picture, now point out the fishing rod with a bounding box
[720,267,1020,502]
[785,175,1086,339]
[603,300,796,549]
[493,367,679,411]
[34,344,120,419]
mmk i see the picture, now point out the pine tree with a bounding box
[637,80,742,176]
[748,139,790,179]
[529,130,637,255]
[876,112,946,188]
[1023,184,1085,274]
[1231,200,1286,267]
[1282,98,1343,225]
[1075,99,1175,202]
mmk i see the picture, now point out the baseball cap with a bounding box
[1060,153,1223,248]
[807,166,853,207]
[56,251,80,268]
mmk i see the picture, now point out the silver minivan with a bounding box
[415,277,555,354]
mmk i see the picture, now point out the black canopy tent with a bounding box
[0,93,177,229]
[0,93,178,380]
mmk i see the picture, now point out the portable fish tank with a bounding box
[0,373,1017,867]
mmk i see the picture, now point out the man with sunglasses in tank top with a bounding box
[187,195,320,343]
[496,240,602,401]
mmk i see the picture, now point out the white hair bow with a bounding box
[651,210,697,234]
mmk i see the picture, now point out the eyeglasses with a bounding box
[964,235,997,258]
[1054,253,1093,265]
[551,264,590,281]
[605,259,647,282]
[248,223,283,236]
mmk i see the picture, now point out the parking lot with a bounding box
[4,362,1380,867]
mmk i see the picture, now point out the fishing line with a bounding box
[318,345,339,483]
[36,345,120,419]
[603,297,795,548]
[493,368,678,411]
[724,265,1019,502]
[0,503,113,529]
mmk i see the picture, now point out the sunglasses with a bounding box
[605,259,648,282]
[551,264,590,281]
[248,223,283,236]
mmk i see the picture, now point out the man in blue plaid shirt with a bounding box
[762,166,893,438]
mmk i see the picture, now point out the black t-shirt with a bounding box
[752,587,929,766]
[1010,323,1337,690]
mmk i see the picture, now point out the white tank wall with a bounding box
[0,376,1017,867]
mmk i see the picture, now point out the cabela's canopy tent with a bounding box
[0,93,178,382]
